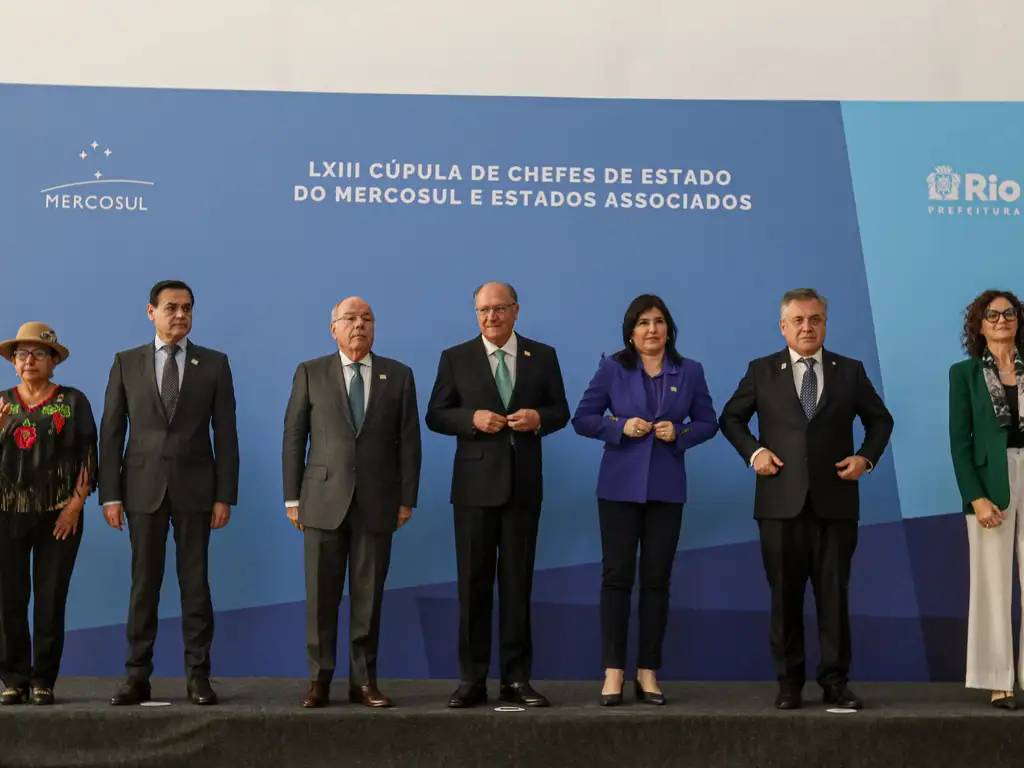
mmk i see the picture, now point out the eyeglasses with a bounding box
[332,314,374,325]
[475,304,516,317]
[13,349,53,361]
[983,308,1019,323]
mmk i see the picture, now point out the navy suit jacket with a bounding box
[572,355,718,504]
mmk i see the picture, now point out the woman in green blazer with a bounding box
[949,289,1024,710]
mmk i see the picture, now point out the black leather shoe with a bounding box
[30,686,54,706]
[775,686,803,710]
[633,680,666,706]
[110,679,151,706]
[992,694,1017,710]
[822,684,863,710]
[186,677,218,705]
[500,681,550,707]
[600,691,623,706]
[447,682,487,708]
[0,686,27,705]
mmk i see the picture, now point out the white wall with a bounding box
[1,0,1019,100]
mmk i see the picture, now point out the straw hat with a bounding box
[0,322,70,363]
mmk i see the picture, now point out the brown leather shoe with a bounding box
[302,681,330,708]
[349,683,393,708]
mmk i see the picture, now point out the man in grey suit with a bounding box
[100,280,239,706]
[282,296,421,709]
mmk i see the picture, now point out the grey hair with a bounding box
[780,288,828,319]
[473,281,518,303]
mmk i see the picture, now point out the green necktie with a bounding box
[494,349,513,409]
[348,362,365,430]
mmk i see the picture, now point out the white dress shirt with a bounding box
[339,350,372,411]
[155,336,188,393]
[285,351,372,508]
[481,333,517,386]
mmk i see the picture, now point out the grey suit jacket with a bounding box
[99,340,239,513]
[281,352,421,533]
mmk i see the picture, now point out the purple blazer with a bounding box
[572,355,718,504]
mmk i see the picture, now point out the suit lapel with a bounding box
[329,353,357,432]
[362,355,384,429]
[179,341,197,397]
[772,349,808,421]
[814,348,834,418]
[655,359,685,419]
[139,343,165,420]
[474,337,506,412]
[507,336,530,412]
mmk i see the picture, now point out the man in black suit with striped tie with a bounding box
[719,288,893,711]
[99,280,239,706]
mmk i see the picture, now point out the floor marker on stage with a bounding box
[826,708,858,714]
[140,701,172,707]
[494,706,525,712]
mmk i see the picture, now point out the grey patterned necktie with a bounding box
[799,357,817,419]
[348,362,365,430]
[161,344,180,421]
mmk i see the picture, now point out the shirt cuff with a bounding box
[285,500,299,508]
[749,447,766,468]
[103,501,122,507]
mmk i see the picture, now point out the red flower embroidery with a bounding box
[13,421,37,450]
[52,412,65,434]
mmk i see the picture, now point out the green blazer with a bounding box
[948,357,1012,513]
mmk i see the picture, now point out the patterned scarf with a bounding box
[980,347,1024,431]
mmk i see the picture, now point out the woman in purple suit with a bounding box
[573,294,718,706]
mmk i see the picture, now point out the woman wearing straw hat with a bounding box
[0,322,96,705]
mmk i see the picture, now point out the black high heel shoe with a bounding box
[634,679,666,706]
[600,682,624,707]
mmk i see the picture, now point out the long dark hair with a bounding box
[961,289,1024,357]
[612,294,683,369]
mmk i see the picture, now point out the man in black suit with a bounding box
[719,288,893,710]
[282,296,421,709]
[426,281,570,708]
[99,280,238,706]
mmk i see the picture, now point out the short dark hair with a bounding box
[962,289,1024,357]
[612,294,683,369]
[149,280,195,308]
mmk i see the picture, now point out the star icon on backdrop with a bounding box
[94,171,103,180]
[90,141,99,150]
[79,150,88,160]
[104,148,112,157]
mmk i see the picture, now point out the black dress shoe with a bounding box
[633,680,666,706]
[822,684,863,710]
[447,682,487,708]
[992,694,1018,710]
[775,686,802,710]
[30,686,54,706]
[186,677,218,705]
[110,679,151,706]
[500,681,550,707]
[0,686,27,705]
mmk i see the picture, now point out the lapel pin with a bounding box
[523,350,531,357]
[670,385,678,392]
[190,358,199,366]
[831,361,837,366]
[379,373,387,380]
[781,363,788,370]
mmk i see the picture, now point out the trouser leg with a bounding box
[125,502,171,681]
[0,512,33,689]
[170,503,214,679]
[31,508,83,687]
[304,521,349,684]
[598,500,641,670]
[347,521,393,686]
[759,509,811,685]
[497,502,540,683]
[636,502,683,670]
[453,505,500,683]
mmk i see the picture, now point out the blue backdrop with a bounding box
[2,84,1019,680]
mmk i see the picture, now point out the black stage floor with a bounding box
[0,678,1020,768]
